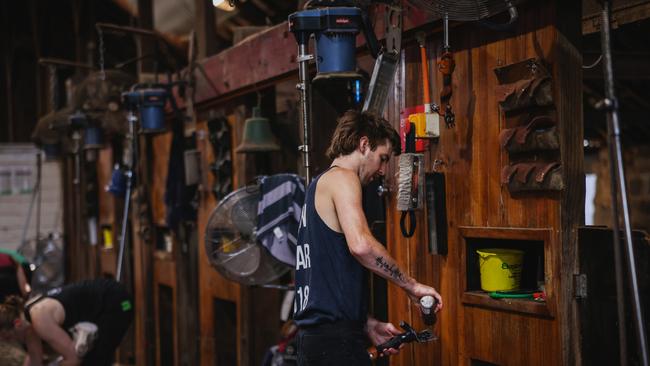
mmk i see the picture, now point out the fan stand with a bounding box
[255,283,295,291]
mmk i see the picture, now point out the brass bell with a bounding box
[235,107,281,153]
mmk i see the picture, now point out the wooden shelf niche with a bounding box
[459,226,553,318]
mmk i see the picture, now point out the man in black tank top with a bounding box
[294,110,443,365]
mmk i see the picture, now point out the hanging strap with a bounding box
[400,210,416,238]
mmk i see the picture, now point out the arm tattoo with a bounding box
[375,256,405,283]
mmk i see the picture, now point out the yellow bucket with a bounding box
[477,248,524,292]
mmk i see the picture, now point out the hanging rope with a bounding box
[96,24,106,81]
[48,65,58,111]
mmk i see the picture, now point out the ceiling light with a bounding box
[212,0,235,11]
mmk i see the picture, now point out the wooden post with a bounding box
[137,0,155,76]
[194,0,219,59]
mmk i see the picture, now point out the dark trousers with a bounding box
[81,282,133,366]
[297,322,371,366]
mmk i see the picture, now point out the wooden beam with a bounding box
[195,0,219,58]
[193,6,433,105]
[250,0,276,17]
[193,23,296,104]
[137,0,155,75]
[583,1,650,34]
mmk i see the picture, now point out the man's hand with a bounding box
[366,317,402,357]
[406,282,443,313]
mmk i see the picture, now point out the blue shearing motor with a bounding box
[83,125,104,150]
[122,88,168,134]
[289,7,363,80]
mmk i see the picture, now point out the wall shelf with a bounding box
[462,291,552,318]
[459,226,555,318]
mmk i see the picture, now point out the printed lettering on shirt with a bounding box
[294,285,310,313]
[296,243,311,270]
[300,203,307,228]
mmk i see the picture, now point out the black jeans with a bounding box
[81,284,133,366]
[297,322,371,366]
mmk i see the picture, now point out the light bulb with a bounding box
[212,0,235,11]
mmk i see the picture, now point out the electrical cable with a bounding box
[582,54,603,69]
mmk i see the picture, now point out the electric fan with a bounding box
[406,0,522,22]
[204,185,291,285]
[18,233,64,294]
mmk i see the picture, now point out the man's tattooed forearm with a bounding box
[375,256,405,282]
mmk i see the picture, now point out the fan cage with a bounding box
[406,0,522,22]
[204,185,291,286]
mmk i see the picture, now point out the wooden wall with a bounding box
[379,1,583,365]
[195,95,293,366]
[77,1,584,365]
[188,1,583,365]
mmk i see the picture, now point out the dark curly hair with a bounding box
[325,110,401,160]
[0,295,24,331]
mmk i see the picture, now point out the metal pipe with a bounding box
[296,42,313,184]
[599,2,649,365]
[116,111,136,282]
[38,57,95,70]
[115,170,132,282]
[36,152,42,244]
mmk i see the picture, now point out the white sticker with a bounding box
[273,226,284,239]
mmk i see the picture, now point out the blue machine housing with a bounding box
[138,88,167,133]
[122,88,168,134]
[83,125,104,150]
[289,7,362,75]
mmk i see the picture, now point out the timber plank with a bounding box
[150,132,172,226]
[196,120,243,366]
[97,146,115,226]
[380,1,580,365]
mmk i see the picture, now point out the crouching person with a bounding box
[0,278,133,366]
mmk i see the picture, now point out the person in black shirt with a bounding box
[294,110,443,365]
[0,278,133,366]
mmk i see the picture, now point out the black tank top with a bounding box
[293,166,368,327]
[25,279,124,330]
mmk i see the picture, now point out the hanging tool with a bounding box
[367,321,435,360]
[438,14,455,128]
[363,2,402,115]
[397,112,423,238]
[409,32,440,139]
[396,152,423,238]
